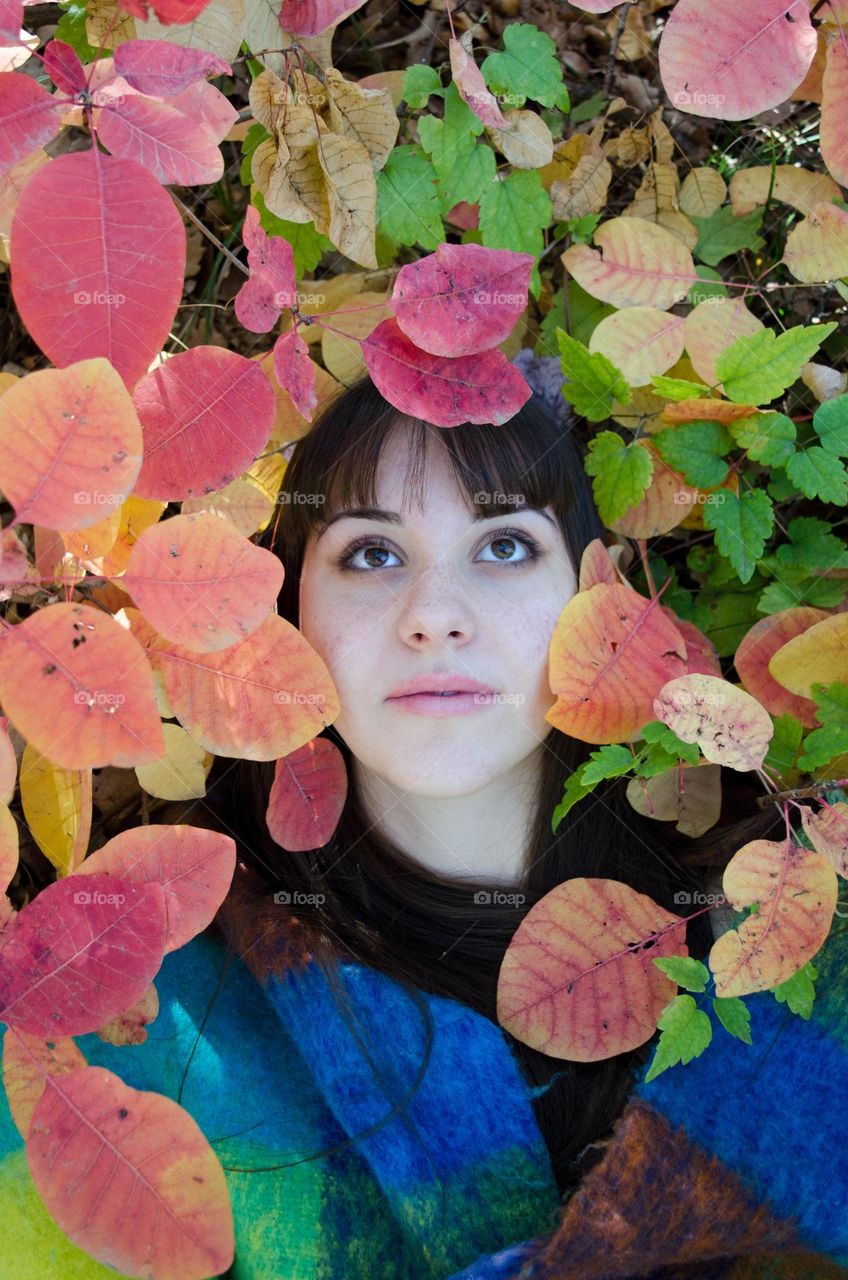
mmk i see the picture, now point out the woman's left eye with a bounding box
[336,529,542,572]
[476,531,542,566]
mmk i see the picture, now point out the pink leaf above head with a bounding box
[27,1065,234,1279]
[278,0,367,36]
[391,242,534,357]
[235,204,298,333]
[117,0,213,23]
[361,316,532,426]
[42,39,86,94]
[273,328,318,421]
[9,148,185,389]
[0,872,167,1036]
[266,737,347,851]
[132,345,276,501]
[0,72,64,176]
[449,37,507,129]
[113,39,231,97]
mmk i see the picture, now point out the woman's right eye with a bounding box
[335,538,401,572]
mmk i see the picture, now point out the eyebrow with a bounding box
[315,505,559,543]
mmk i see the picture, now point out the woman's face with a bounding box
[297,429,578,798]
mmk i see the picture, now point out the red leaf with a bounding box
[273,328,318,420]
[9,149,185,389]
[28,1065,234,1279]
[0,872,167,1035]
[42,39,86,94]
[0,0,23,43]
[95,94,226,186]
[76,823,237,953]
[279,0,367,36]
[449,37,507,129]
[113,39,231,96]
[361,316,532,427]
[0,72,64,175]
[391,242,534,357]
[118,0,213,23]
[266,737,347,850]
[132,346,276,500]
[234,204,298,333]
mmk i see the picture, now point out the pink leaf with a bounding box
[361,316,532,427]
[234,204,298,333]
[118,0,213,23]
[168,77,238,144]
[95,94,226,185]
[278,0,367,36]
[9,149,185,389]
[449,37,507,129]
[76,824,237,953]
[0,0,23,43]
[0,872,167,1036]
[266,737,348,850]
[0,72,64,175]
[132,346,276,500]
[42,39,86,94]
[391,242,534,357]
[272,328,318,421]
[113,39,231,96]
[28,1065,234,1279]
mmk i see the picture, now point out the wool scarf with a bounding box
[1,861,847,1280]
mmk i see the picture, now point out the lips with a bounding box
[386,673,496,700]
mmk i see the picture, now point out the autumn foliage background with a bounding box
[1,0,848,1276]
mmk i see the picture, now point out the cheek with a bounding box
[504,600,562,670]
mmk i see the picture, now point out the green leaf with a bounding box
[757,578,848,612]
[650,375,711,401]
[643,995,713,1082]
[536,283,615,356]
[556,328,630,423]
[402,64,443,108]
[712,996,753,1043]
[798,683,848,772]
[688,264,729,305]
[481,22,568,109]
[584,431,654,524]
[54,0,101,60]
[785,447,848,503]
[240,122,271,186]
[650,421,734,488]
[772,961,818,1019]
[652,956,710,992]
[690,206,765,266]
[565,213,602,243]
[813,394,848,457]
[376,146,445,250]
[438,143,498,213]
[728,412,796,467]
[478,169,551,298]
[581,745,635,785]
[702,486,774,584]
[763,712,803,779]
[716,323,838,405]
[769,516,848,575]
[551,766,595,832]
[252,192,331,276]
[569,90,607,124]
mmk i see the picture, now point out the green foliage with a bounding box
[644,995,713,1082]
[480,23,571,111]
[716,323,838,405]
[555,329,630,422]
[799,684,848,771]
[690,206,765,265]
[650,420,734,488]
[401,64,443,108]
[584,431,654,524]
[376,146,445,249]
[478,170,551,297]
[701,485,774,584]
[773,961,819,1019]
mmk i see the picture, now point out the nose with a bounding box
[396,564,474,647]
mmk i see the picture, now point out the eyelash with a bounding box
[335,527,543,573]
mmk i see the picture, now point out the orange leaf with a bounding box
[96,983,160,1046]
[653,673,773,771]
[660,398,760,425]
[735,607,830,728]
[497,877,688,1061]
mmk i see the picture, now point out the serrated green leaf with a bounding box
[716,323,838,405]
[712,996,753,1043]
[772,960,818,1019]
[690,206,765,266]
[478,169,551,297]
[798,683,848,771]
[551,766,595,832]
[376,146,445,250]
[651,420,734,488]
[653,956,710,991]
[650,375,711,401]
[702,487,774,584]
[481,22,568,109]
[643,995,713,1082]
[813,394,848,458]
[728,412,796,466]
[402,64,443,108]
[785,447,848,503]
[556,329,630,422]
[581,745,635,785]
[584,432,654,524]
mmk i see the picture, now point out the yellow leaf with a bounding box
[20,741,91,877]
[135,722,212,801]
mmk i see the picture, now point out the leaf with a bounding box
[402,63,442,109]
[702,485,774,583]
[562,216,696,310]
[643,995,712,1082]
[0,801,18,892]
[96,981,159,1044]
[135,722,211,801]
[132,346,276,501]
[449,34,507,128]
[821,38,848,188]
[584,431,654,522]
[650,374,710,400]
[316,131,378,269]
[729,164,842,218]
[390,241,534,358]
[813,394,848,457]
[683,297,765,388]
[797,683,848,772]
[112,38,231,94]
[0,72,64,176]
[0,601,165,770]
[375,144,444,250]
[75,822,236,952]
[477,168,551,297]
[360,316,532,427]
[273,328,318,420]
[20,742,91,877]
[1,1028,87,1139]
[769,611,848,699]
[497,877,689,1061]
[799,801,848,878]
[0,358,143,530]
[653,673,774,771]
[715,323,838,405]
[709,837,838,997]
[546,581,689,743]
[588,307,686,387]
[605,442,703,540]
[689,206,765,266]
[480,21,569,110]
[323,66,399,171]
[42,39,87,94]
[0,871,166,1034]
[711,995,753,1042]
[783,200,848,283]
[652,955,710,991]
[626,760,722,838]
[27,1064,233,1279]
[9,149,186,389]
[266,736,348,850]
[734,607,829,728]
[234,202,297,333]
[120,0,214,21]
[785,447,848,504]
[658,0,817,120]
[650,420,733,488]
[772,958,818,1017]
[277,0,367,36]
[727,411,797,467]
[679,167,727,218]
[579,744,634,786]
[556,329,630,423]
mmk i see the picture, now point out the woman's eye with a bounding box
[476,533,540,566]
[336,530,541,572]
[339,541,401,571]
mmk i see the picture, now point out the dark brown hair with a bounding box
[201,371,784,1200]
